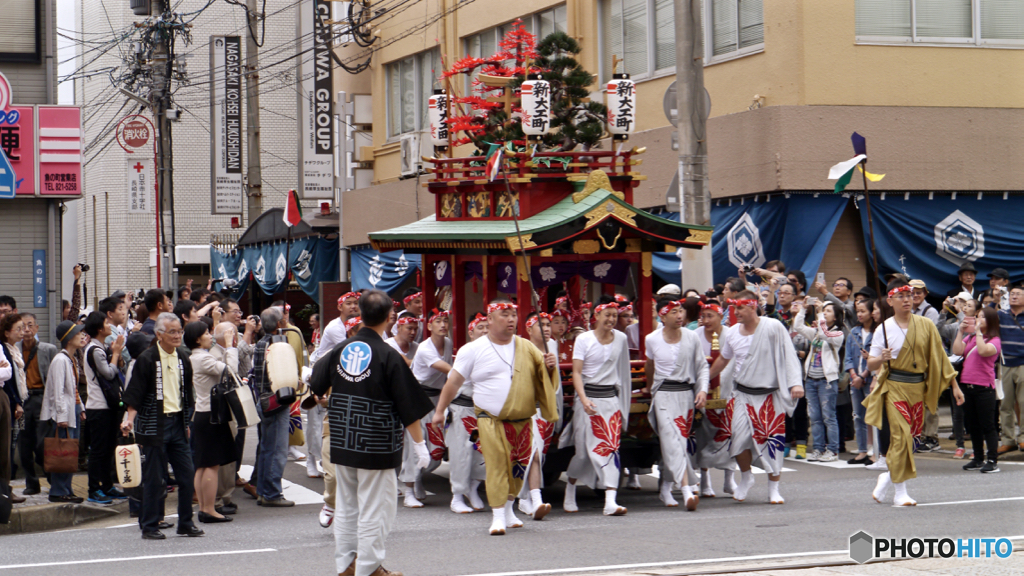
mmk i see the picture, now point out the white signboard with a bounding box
[127,157,152,214]
[210,35,244,214]
[296,0,335,199]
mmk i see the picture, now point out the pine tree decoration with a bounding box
[533,32,606,152]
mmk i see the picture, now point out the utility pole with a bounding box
[245,0,263,224]
[151,0,177,292]
[674,0,713,289]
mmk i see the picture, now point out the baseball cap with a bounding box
[988,268,1010,280]
[908,279,928,292]
[656,284,682,296]
[854,286,877,300]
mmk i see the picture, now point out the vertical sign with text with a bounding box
[297,0,335,199]
[211,35,244,214]
[32,249,46,307]
[127,157,152,213]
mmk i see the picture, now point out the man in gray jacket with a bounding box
[16,313,57,496]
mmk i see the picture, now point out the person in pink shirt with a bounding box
[950,307,1002,474]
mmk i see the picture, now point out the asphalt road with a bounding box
[1,446,1022,576]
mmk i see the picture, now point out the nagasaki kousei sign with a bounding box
[210,36,244,214]
[296,0,335,200]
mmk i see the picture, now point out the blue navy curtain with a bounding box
[210,248,251,298]
[288,236,339,301]
[211,236,340,301]
[858,194,1024,295]
[350,247,421,294]
[710,195,847,285]
[246,241,289,295]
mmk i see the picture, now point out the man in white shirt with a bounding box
[384,317,419,366]
[311,292,361,364]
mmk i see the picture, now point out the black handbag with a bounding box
[209,367,235,425]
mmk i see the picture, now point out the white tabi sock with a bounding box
[681,483,698,511]
[563,482,578,512]
[468,480,485,510]
[403,486,424,508]
[450,494,474,514]
[504,500,523,528]
[659,480,679,507]
[530,488,544,507]
[723,469,737,494]
[733,471,755,502]
[768,480,784,504]
[603,489,626,515]
[893,481,916,506]
[489,507,506,535]
[872,471,892,503]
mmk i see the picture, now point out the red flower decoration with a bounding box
[426,422,446,461]
[462,416,481,453]
[537,418,555,455]
[589,411,623,458]
[707,398,734,443]
[893,400,924,438]
[504,422,533,479]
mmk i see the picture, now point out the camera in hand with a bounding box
[78,263,90,272]
[741,264,754,275]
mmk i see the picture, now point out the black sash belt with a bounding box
[887,369,925,384]
[660,380,694,392]
[736,383,777,396]
[421,386,442,397]
[584,384,618,398]
[451,394,474,407]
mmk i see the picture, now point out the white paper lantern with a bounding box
[428,90,449,147]
[520,78,551,138]
[606,74,636,138]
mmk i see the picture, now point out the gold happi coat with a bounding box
[864,315,955,483]
[476,336,560,508]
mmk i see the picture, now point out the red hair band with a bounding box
[727,299,758,308]
[579,302,592,310]
[338,292,359,305]
[487,302,518,314]
[658,301,682,316]
[594,302,619,315]
[468,312,487,331]
[555,296,569,308]
[620,304,633,314]
[344,317,362,332]
[526,312,551,330]
[701,303,723,315]
[396,316,419,326]
[888,285,912,298]
[426,308,450,323]
[403,292,422,305]
[550,309,571,319]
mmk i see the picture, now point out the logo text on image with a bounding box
[849,531,1014,564]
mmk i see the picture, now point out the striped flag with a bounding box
[283,189,302,227]
[485,143,504,182]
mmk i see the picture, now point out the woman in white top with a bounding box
[42,321,87,503]
[401,308,452,508]
[185,321,239,523]
[644,299,709,510]
[563,301,632,516]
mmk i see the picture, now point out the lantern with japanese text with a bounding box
[606,73,636,141]
[520,76,551,141]
[428,89,449,148]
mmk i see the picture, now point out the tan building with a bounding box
[337,1,1024,295]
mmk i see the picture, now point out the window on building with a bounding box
[386,48,442,138]
[463,5,568,94]
[600,0,762,81]
[0,0,40,63]
[856,0,1024,46]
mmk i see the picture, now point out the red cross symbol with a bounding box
[133,162,145,173]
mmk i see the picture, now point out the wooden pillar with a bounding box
[482,255,494,306]
[516,254,533,336]
[422,254,436,316]
[639,252,653,361]
[452,255,466,350]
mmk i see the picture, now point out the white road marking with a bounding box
[916,496,1024,507]
[0,549,277,570]
[455,549,849,576]
[238,465,324,505]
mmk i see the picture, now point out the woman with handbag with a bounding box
[42,321,87,504]
[185,321,239,523]
[82,312,126,504]
[792,300,846,462]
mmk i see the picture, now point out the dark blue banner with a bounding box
[351,247,421,294]
[212,236,339,301]
[288,236,339,302]
[858,194,1024,295]
[210,247,251,298]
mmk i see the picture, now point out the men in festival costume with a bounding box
[385,316,419,366]
[709,291,804,504]
[645,298,709,510]
[432,299,559,535]
[444,313,489,514]
[312,292,361,363]
[694,302,738,498]
[309,289,434,576]
[397,289,425,343]
[517,312,559,520]
[865,279,955,506]
[400,308,452,507]
[562,301,632,516]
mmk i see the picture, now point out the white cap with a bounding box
[954,291,974,302]
[656,284,681,296]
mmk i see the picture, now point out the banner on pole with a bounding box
[127,157,152,213]
[210,36,244,214]
[296,0,335,200]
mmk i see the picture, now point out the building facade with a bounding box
[337,0,1023,295]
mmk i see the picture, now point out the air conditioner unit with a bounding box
[399,133,421,177]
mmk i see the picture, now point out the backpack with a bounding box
[86,344,124,410]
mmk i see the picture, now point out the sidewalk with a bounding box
[1,473,129,535]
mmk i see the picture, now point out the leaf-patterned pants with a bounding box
[477,413,532,508]
[566,396,622,490]
[445,404,486,496]
[650,390,697,486]
[730,390,787,476]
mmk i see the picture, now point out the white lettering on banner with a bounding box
[297,0,334,199]
[934,209,985,266]
[521,80,550,137]
[726,212,765,270]
[369,255,383,287]
[606,77,636,136]
[127,157,152,214]
[210,36,244,214]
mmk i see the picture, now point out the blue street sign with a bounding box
[33,250,46,308]
[0,145,14,199]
